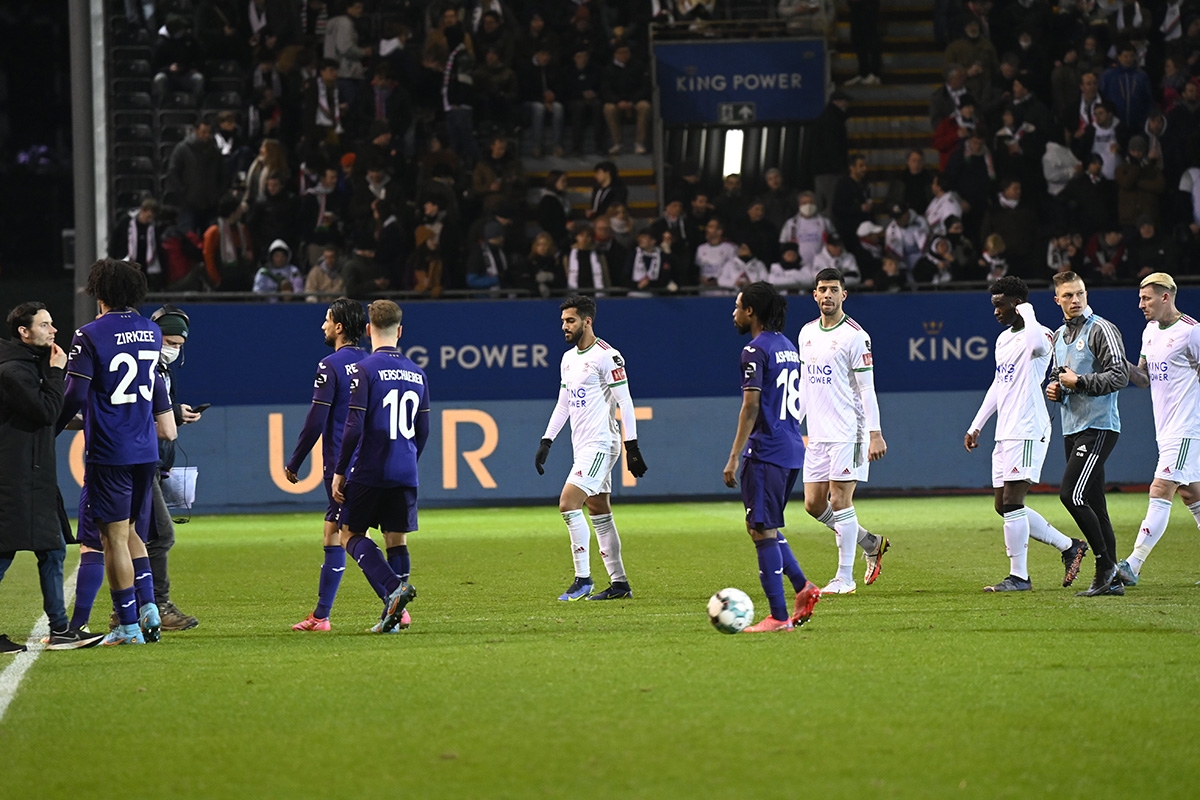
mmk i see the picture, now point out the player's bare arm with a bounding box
[1127,357,1150,387]
[724,389,760,488]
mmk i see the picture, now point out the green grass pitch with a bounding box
[1,495,1198,799]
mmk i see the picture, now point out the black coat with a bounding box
[805,102,849,178]
[0,339,66,553]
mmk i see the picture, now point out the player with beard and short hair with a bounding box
[59,260,177,645]
[331,300,424,633]
[1116,273,1200,587]
[723,282,820,632]
[534,295,648,601]
[287,298,377,631]
[965,275,1088,593]
[798,268,889,596]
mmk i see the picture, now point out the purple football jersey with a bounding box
[66,311,170,465]
[741,330,805,469]
[312,345,368,477]
[340,347,430,487]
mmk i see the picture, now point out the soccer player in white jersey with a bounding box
[965,276,1088,592]
[798,267,889,595]
[535,295,648,601]
[1115,273,1200,586]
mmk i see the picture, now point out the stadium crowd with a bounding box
[106,0,1200,299]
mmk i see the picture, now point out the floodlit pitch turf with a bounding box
[1,495,1198,798]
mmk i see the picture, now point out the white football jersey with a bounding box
[1141,314,1200,442]
[553,338,632,451]
[798,314,874,443]
[969,304,1054,441]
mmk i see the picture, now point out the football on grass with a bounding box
[707,588,754,634]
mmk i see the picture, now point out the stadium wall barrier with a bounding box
[55,289,1174,514]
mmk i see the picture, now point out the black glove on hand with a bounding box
[625,439,648,478]
[534,438,552,475]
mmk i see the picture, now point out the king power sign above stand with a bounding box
[654,38,827,124]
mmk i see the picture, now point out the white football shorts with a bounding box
[566,445,620,496]
[991,438,1049,488]
[803,440,867,483]
[1154,437,1200,484]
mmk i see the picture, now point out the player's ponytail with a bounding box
[742,281,786,332]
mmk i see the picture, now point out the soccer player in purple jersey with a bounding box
[724,282,821,632]
[331,301,426,633]
[59,260,177,646]
[286,298,372,631]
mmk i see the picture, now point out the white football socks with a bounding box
[562,510,591,578]
[1186,500,1200,530]
[1128,497,1173,573]
[817,503,877,552]
[590,513,626,583]
[833,507,858,582]
[1003,507,1030,580]
[1026,508,1072,551]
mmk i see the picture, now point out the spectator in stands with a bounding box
[649,195,693,264]
[213,110,252,186]
[767,241,804,289]
[374,196,409,285]
[166,120,223,235]
[587,161,627,220]
[717,242,769,290]
[945,129,996,243]
[196,0,245,63]
[1082,227,1129,284]
[473,134,526,213]
[943,215,979,279]
[930,64,969,130]
[342,237,389,299]
[627,229,676,294]
[695,218,738,288]
[713,174,747,229]
[305,245,345,300]
[350,158,394,232]
[980,233,1008,283]
[299,166,346,267]
[1115,135,1165,228]
[473,10,515,64]
[519,46,564,157]
[406,227,445,297]
[934,94,979,170]
[600,41,651,155]
[1100,41,1153,135]
[360,64,413,155]
[528,231,565,297]
[305,58,345,148]
[1042,141,1082,209]
[1167,80,1199,143]
[856,219,886,276]
[980,178,1038,276]
[925,172,964,234]
[1053,56,1090,144]
[1006,75,1055,170]
[537,170,574,249]
[204,195,255,290]
[441,18,482,168]
[324,0,371,110]
[884,203,930,273]
[807,90,851,214]
[913,235,956,284]
[1012,28,1051,104]
[110,198,164,290]
[1123,215,1180,281]
[517,12,559,66]
[254,240,304,297]
[1058,152,1113,240]
[247,174,300,257]
[980,53,1018,125]
[887,150,935,215]
[247,0,301,58]
[565,225,611,292]
[780,191,835,276]
[561,48,603,156]
[734,200,781,268]
[1072,101,1126,181]
[945,20,998,100]
[1146,111,1185,217]
[608,204,636,252]
[248,54,284,116]
[831,154,873,252]
[242,138,289,207]
[467,220,507,290]
[355,121,400,185]
[1045,229,1083,275]
[562,6,605,66]
[474,46,520,133]
[152,15,205,105]
[844,0,882,86]
[592,216,629,286]
[813,234,862,286]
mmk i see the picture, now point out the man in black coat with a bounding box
[0,303,103,652]
[806,90,851,215]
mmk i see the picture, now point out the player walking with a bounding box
[1116,273,1200,586]
[723,282,820,632]
[534,295,648,601]
[59,260,177,645]
[1044,272,1128,596]
[287,299,370,631]
[965,276,1088,592]
[331,301,424,633]
[797,268,888,595]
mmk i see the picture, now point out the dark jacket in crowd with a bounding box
[599,57,650,104]
[0,339,66,553]
[165,132,224,211]
[805,101,849,178]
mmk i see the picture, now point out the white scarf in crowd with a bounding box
[998,194,1019,209]
[248,2,268,34]
[567,248,606,289]
[316,80,342,133]
[218,217,244,265]
[1114,2,1143,32]
[308,183,333,225]
[632,248,663,282]
[1161,0,1182,40]
[128,210,159,274]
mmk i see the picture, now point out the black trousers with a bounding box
[849,0,882,77]
[1060,429,1119,565]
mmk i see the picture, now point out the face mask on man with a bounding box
[161,345,181,365]
[799,202,817,218]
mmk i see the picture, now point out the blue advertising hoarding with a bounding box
[654,38,827,124]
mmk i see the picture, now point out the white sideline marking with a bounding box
[0,564,79,724]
